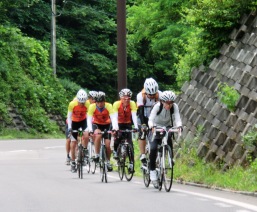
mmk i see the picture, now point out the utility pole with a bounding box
[117,0,127,91]
[51,0,56,76]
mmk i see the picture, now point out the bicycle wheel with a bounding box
[89,141,96,174]
[124,144,134,181]
[77,147,83,179]
[85,158,91,173]
[163,145,174,192]
[143,155,151,187]
[100,145,108,183]
[117,145,124,180]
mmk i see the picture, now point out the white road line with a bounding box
[44,146,64,149]
[108,175,257,212]
[214,202,232,208]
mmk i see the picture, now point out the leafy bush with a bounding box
[217,83,240,111]
[0,25,69,133]
[242,124,257,150]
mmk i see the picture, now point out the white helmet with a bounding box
[119,88,132,98]
[160,91,176,102]
[76,89,88,103]
[88,91,98,99]
[144,78,158,94]
[95,91,106,102]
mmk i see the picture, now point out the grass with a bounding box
[0,128,64,139]
[132,140,257,193]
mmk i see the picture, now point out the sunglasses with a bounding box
[147,93,156,97]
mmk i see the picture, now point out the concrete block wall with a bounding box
[176,11,257,168]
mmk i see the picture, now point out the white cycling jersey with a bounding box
[136,90,162,118]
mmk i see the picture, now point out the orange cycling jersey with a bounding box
[68,100,90,122]
[113,100,137,124]
[87,102,113,125]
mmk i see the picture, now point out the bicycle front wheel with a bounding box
[89,142,96,174]
[100,145,108,183]
[77,147,84,179]
[117,145,124,180]
[124,144,134,181]
[142,156,150,187]
[163,145,174,192]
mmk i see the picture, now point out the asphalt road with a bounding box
[0,139,256,212]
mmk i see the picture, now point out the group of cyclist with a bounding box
[65,77,183,185]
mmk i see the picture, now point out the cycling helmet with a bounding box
[160,91,176,102]
[76,89,88,103]
[119,88,132,98]
[95,91,106,102]
[88,90,98,99]
[144,78,158,94]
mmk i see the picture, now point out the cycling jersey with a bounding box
[113,100,137,123]
[68,100,90,122]
[87,102,118,131]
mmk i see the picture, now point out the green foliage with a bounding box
[242,124,257,150]
[217,82,240,111]
[0,25,68,133]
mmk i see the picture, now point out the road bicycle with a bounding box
[153,126,181,192]
[94,130,112,183]
[116,129,137,181]
[73,128,84,179]
[85,137,96,174]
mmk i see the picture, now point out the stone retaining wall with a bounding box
[176,11,257,168]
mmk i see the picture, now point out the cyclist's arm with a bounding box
[130,101,138,129]
[137,92,146,125]
[148,103,160,129]
[87,104,95,132]
[106,103,119,130]
[67,111,72,129]
[173,103,182,127]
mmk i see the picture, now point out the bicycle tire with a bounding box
[117,145,124,180]
[124,144,134,181]
[143,156,151,187]
[100,145,108,183]
[163,145,174,192]
[77,146,84,179]
[85,158,91,173]
[89,141,96,174]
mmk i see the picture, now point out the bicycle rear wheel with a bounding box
[124,144,134,181]
[142,155,151,187]
[117,145,124,180]
[163,145,174,192]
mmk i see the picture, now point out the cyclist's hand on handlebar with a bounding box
[111,129,117,135]
[89,131,94,137]
[178,126,183,133]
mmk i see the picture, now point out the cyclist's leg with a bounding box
[149,136,159,182]
[93,124,101,161]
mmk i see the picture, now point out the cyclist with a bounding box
[87,90,98,104]
[148,90,183,184]
[112,88,138,171]
[67,89,90,173]
[87,91,118,172]
[136,78,162,165]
